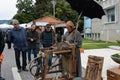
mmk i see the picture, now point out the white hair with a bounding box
[12,19,19,24]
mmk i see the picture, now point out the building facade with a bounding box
[85,0,120,42]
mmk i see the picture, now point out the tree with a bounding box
[13,0,35,23]
[56,0,84,32]
[13,13,34,23]
[34,0,52,18]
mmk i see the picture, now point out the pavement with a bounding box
[2,43,120,80]
[81,46,120,80]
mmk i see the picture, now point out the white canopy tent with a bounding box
[0,24,13,29]
[35,22,49,26]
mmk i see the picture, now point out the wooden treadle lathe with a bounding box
[29,42,77,80]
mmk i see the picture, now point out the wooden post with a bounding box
[42,50,50,80]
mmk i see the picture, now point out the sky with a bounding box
[0,0,18,20]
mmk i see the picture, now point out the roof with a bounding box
[34,16,65,25]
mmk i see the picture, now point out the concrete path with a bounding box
[81,48,120,80]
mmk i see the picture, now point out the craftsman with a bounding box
[63,20,82,77]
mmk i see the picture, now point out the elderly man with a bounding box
[63,21,82,77]
[8,19,28,72]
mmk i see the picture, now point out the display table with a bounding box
[107,67,120,80]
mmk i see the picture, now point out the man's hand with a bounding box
[64,41,75,48]
[30,38,34,42]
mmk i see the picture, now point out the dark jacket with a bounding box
[40,29,55,48]
[27,29,38,49]
[8,27,28,51]
[0,29,5,54]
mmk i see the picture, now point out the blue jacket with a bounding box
[8,27,28,51]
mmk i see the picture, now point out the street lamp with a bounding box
[51,0,57,17]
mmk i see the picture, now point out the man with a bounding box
[40,24,55,67]
[63,21,82,77]
[27,24,39,63]
[8,19,28,72]
[0,29,5,80]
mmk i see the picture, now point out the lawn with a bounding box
[82,38,120,49]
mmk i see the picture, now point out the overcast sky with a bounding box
[0,0,17,20]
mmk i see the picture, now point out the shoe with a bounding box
[18,69,21,72]
[22,68,28,71]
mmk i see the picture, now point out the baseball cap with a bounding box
[45,24,51,27]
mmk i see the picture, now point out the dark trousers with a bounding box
[7,42,11,49]
[76,48,82,77]
[14,49,27,69]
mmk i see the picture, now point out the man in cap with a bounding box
[40,24,55,67]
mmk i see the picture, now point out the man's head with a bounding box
[45,24,52,31]
[31,24,36,31]
[12,19,19,29]
[66,21,74,32]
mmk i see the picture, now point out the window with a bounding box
[107,7,115,22]
[95,0,104,2]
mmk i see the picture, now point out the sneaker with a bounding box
[22,68,28,71]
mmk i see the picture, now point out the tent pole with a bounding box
[76,11,83,30]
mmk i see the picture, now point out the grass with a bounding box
[82,38,120,50]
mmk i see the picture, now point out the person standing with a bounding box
[8,19,28,72]
[40,24,56,67]
[0,29,5,55]
[63,21,82,77]
[0,29,5,80]
[5,29,11,49]
[27,24,39,63]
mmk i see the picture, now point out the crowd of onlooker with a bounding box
[0,19,83,78]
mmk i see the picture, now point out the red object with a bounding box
[0,54,4,64]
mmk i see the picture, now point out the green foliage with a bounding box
[13,13,34,23]
[112,54,120,58]
[13,0,84,32]
[56,0,84,32]
[56,0,78,22]
[16,0,33,14]
[13,0,35,23]
[82,38,120,49]
[34,0,52,18]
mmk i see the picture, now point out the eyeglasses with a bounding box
[13,23,18,25]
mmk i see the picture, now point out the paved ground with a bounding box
[1,44,34,80]
[1,44,120,80]
[81,47,120,80]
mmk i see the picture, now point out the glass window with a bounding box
[107,7,115,22]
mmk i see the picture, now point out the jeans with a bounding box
[42,53,53,68]
[28,48,38,62]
